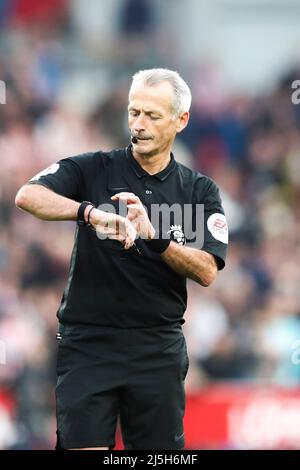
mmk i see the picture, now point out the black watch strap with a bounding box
[77,201,94,226]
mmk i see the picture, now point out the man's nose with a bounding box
[133,114,146,131]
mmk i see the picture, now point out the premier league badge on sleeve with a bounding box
[167,225,186,245]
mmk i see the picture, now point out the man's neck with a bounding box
[132,149,171,175]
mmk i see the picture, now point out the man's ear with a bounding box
[176,112,189,133]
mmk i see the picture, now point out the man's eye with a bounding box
[129,111,138,116]
[150,116,160,120]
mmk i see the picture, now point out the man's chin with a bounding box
[133,140,154,153]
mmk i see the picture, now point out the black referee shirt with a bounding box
[28,145,228,328]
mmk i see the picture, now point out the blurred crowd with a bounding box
[0,0,300,449]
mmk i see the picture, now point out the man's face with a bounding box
[128,81,189,157]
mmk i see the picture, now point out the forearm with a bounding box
[15,184,80,221]
[160,241,218,287]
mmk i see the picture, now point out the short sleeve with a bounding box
[194,177,228,270]
[27,153,95,201]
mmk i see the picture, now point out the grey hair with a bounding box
[130,68,192,117]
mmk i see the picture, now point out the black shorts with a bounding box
[55,322,189,450]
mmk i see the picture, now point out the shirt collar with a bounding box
[125,144,177,181]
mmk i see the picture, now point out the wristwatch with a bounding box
[77,201,94,226]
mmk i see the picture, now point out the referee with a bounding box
[15,68,228,450]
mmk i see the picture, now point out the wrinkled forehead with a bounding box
[128,81,175,113]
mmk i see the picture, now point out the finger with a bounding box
[111,193,140,204]
[126,203,141,210]
[126,223,137,243]
[111,192,137,200]
[127,205,140,218]
[124,234,136,250]
[127,206,143,222]
[123,240,132,250]
[126,212,137,222]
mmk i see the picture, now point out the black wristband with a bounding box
[77,201,94,226]
[146,230,171,254]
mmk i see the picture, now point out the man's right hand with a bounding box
[89,208,137,250]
